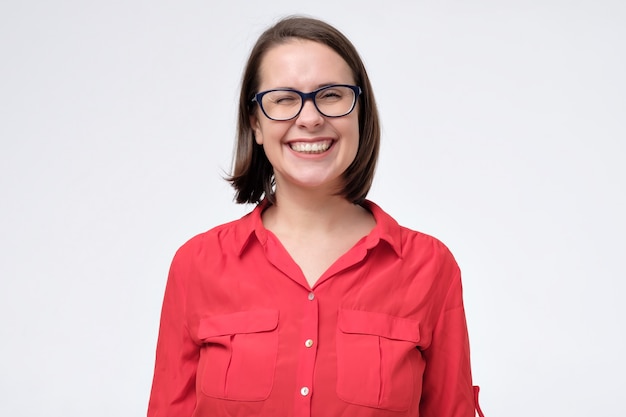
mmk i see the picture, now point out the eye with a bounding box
[317,88,344,101]
[267,91,299,105]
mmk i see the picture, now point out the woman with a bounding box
[148,16,484,417]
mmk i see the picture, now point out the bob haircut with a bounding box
[228,16,381,205]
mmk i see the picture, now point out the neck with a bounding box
[263,188,363,235]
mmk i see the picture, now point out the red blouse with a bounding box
[148,201,483,417]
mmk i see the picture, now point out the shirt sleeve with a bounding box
[419,265,478,417]
[147,248,199,417]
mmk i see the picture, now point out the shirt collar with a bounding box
[359,200,403,258]
[233,200,403,258]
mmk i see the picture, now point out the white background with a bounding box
[1,1,624,416]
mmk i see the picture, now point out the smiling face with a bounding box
[250,39,360,199]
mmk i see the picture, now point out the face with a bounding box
[250,39,360,198]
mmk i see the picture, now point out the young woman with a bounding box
[148,16,484,417]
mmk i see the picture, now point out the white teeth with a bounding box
[290,141,332,153]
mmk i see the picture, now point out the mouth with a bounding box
[288,140,334,154]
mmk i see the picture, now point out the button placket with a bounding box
[294,289,319,417]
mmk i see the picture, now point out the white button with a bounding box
[308,292,315,301]
[300,386,310,396]
[305,339,314,348]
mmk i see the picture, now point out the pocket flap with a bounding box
[338,309,420,343]
[198,309,279,339]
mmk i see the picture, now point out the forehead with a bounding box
[257,39,354,89]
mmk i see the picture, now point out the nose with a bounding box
[295,98,324,127]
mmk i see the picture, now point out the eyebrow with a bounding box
[265,82,352,91]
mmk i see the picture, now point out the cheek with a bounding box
[256,122,292,146]
[344,115,361,143]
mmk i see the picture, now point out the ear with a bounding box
[250,114,263,145]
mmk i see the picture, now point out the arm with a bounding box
[419,269,480,417]
[147,249,199,417]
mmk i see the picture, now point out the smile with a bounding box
[289,140,333,154]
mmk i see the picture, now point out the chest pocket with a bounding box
[336,309,421,411]
[197,309,279,401]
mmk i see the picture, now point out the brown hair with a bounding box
[228,16,381,205]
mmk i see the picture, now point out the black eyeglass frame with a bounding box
[251,84,362,121]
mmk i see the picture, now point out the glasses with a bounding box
[252,84,362,121]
